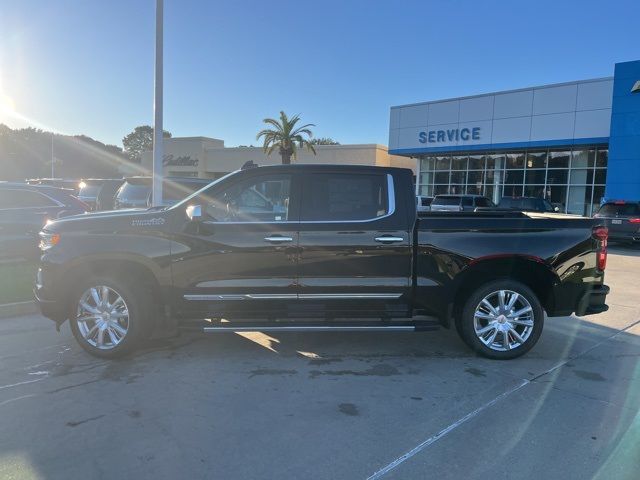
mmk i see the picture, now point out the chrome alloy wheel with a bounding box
[76,286,130,350]
[473,289,534,351]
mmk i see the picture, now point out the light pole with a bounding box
[151,0,164,206]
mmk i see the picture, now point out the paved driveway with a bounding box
[0,247,639,479]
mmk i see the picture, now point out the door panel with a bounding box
[296,172,412,318]
[170,173,299,318]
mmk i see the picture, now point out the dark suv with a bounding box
[593,201,640,245]
[114,177,210,209]
[430,194,494,212]
[498,196,559,213]
[0,183,88,260]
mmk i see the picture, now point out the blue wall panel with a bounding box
[606,60,640,201]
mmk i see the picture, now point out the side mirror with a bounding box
[186,204,202,221]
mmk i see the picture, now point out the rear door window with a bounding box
[300,173,389,221]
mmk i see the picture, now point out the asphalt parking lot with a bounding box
[0,247,639,480]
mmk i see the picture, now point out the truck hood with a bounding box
[43,208,172,233]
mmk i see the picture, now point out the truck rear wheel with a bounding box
[458,280,544,360]
[69,276,150,358]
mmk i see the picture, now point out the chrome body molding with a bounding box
[184,293,403,301]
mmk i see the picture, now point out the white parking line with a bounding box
[0,377,48,391]
[366,379,529,480]
[367,318,640,479]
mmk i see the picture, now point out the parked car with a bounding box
[95,179,126,211]
[114,176,210,209]
[35,165,609,360]
[77,179,125,211]
[0,182,88,260]
[497,196,559,213]
[416,195,434,212]
[593,200,640,245]
[26,178,81,195]
[430,194,494,212]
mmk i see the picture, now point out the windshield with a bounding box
[597,203,640,216]
[117,182,150,201]
[78,184,101,198]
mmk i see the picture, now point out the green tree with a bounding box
[122,125,171,163]
[310,137,340,145]
[256,111,315,164]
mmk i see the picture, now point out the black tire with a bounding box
[458,280,544,360]
[68,275,151,358]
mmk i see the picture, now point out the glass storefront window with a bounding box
[434,171,449,184]
[504,170,524,184]
[506,152,525,169]
[421,157,435,171]
[435,156,450,170]
[418,184,433,197]
[451,156,468,170]
[450,171,466,184]
[547,185,568,212]
[596,149,608,168]
[525,169,546,184]
[486,154,505,171]
[547,169,568,185]
[469,155,485,170]
[571,149,594,168]
[548,150,571,169]
[503,185,523,197]
[467,170,484,185]
[416,145,607,215]
[483,185,495,202]
[570,169,593,185]
[567,185,592,216]
[527,151,547,169]
[593,185,606,212]
[524,185,546,198]
[419,171,434,185]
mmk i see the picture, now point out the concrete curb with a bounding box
[0,300,38,319]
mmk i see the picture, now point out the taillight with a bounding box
[592,226,608,271]
[629,218,640,224]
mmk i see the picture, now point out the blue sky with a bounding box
[0,0,637,147]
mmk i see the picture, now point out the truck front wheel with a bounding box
[458,280,544,360]
[69,276,150,358]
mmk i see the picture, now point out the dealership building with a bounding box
[389,60,640,215]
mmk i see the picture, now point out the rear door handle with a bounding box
[264,236,293,243]
[374,236,404,244]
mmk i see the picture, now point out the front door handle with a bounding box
[264,236,293,243]
[374,236,404,244]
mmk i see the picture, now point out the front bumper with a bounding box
[575,284,609,316]
[34,266,67,324]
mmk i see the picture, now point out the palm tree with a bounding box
[256,111,316,164]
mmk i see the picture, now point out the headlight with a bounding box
[39,231,61,251]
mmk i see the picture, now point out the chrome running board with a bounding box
[203,324,416,333]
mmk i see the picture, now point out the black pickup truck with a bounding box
[34,165,610,359]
